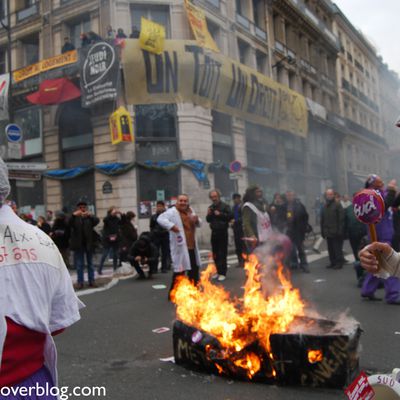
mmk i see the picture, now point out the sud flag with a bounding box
[139,17,166,55]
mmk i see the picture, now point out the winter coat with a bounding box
[157,207,202,273]
[150,212,169,240]
[344,205,366,239]
[129,233,159,264]
[119,216,138,252]
[269,202,287,233]
[286,200,309,242]
[206,201,233,231]
[320,200,344,239]
[69,214,100,251]
[51,218,70,250]
[101,214,121,246]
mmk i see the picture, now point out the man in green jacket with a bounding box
[321,188,345,269]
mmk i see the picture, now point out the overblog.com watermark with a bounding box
[0,383,106,399]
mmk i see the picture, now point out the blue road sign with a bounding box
[229,160,242,173]
[5,124,22,143]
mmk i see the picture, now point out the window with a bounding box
[252,0,265,29]
[58,100,95,212]
[131,4,170,38]
[14,106,42,156]
[237,39,250,64]
[135,104,179,205]
[68,16,91,49]
[236,0,242,15]
[207,20,221,49]
[135,104,177,138]
[21,33,39,65]
[256,50,267,75]
[273,13,284,43]
[212,111,233,197]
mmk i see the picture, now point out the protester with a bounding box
[98,206,121,274]
[61,36,75,53]
[359,242,400,279]
[242,185,272,252]
[286,191,309,272]
[320,188,345,269]
[360,175,400,304]
[116,28,127,38]
[232,193,245,268]
[341,194,352,209]
[150,201,171,273]
[269,193,287,233]
[129,232,159,279]
[344,195,367,261]
[157,194,202,299]
[119,211,138,266]
[36,216,51,235]
[206,190,233,281]
[69,201,100,289]
[106,25,116,39]
[51,211,71,269]
[129,26,140,38]
[0,157,83,397]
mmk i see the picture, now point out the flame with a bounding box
[171,253,306,378]
[308,349,323,364]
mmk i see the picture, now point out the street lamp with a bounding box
[272,55,296,69]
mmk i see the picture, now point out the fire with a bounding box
[308,349,323,364]
[171,253,306,378]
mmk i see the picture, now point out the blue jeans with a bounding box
[75,249,94,284]
[98,244,119,273]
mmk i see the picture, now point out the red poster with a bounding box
[345,371,375,400]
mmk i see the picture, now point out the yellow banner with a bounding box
[184,0,219,53]
[122,40,308,137]
[13,50,78,83]
[139,17,165,55]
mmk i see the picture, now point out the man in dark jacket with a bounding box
[150,201,170,273]
[69,201,100,289]
[321,189,345,269]
[286,191,309,272]
[206,190,233,281]
[129,232,159,279]
[51,211,71,268]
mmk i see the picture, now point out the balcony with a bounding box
[347,52,353,63]
[16,3,39,22]
[255,26,267,40]
[355,60,364,72]
[287,0,340,50]
[236,13,251,30]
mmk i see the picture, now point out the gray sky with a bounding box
[334,0,400,75]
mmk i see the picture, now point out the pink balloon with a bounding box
[352,189,385,224]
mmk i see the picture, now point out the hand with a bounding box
[207,208,213,216]
[73,210,82,216]
[171,225,180,233]
[214,210,221,216]
[135,256,141,262]
[359,242,392,273]
[191,215,199,224]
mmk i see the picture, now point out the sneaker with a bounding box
[76,283,84,290]
[217,275,226,282]
[211,273,219,280]
[362,294,382,301]
[300,265,310,273]
[89,282,98,288]
[136,274,146,280]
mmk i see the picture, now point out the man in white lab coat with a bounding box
[157,194,202,299]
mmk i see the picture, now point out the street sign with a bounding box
[102,181,113,194]
[229,160,242,173]
[7,143,22,160]
[6,162,47,171]
[156,190,165,201]
[229,172,242,180]
[5,124,22,143]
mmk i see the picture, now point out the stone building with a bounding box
[0,0,397,239]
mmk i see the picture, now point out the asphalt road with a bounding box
[56,252,400,400]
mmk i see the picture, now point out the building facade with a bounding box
[1,0,399,240]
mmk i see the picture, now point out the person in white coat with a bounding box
[157,194,202,299]
[0,157,84,398]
